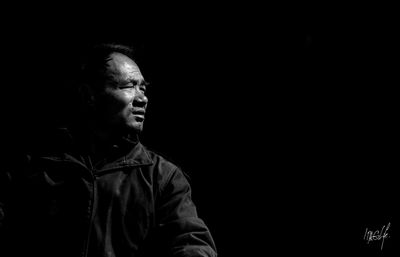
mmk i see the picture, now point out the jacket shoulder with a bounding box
[143,146,180,173]
[141,145,188,186]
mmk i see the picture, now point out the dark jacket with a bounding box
[0,129,217,257]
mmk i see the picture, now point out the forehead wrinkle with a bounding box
[105,54,143,83]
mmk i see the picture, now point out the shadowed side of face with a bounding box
[92,52,148,134]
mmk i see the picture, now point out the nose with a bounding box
[133,87,148,107]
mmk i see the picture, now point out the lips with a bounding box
[132,110,145,115]
[132,109,146,120]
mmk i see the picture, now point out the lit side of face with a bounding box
[94,52,148,134]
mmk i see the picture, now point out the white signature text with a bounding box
[363,222,390,250]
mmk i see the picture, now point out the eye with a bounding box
[118,81,148,92]
[119,85,134,89]
[119,82,135,89]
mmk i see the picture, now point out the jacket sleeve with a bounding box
[0,171,11,230]
[0,168,15,254]
[0,153,27,254]
[154,167,217,257]
[0,153,29,228]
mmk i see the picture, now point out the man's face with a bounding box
[93,52,148,133]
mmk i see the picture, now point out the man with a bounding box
[0,43,217,257]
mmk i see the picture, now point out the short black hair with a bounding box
[79,43,137,89]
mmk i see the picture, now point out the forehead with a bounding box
[106,52,143,81]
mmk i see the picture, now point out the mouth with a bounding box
[132,110,146,121]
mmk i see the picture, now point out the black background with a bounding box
[1,3,398,256]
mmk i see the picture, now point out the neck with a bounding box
[89,122,139,152]
[69,117,139,158]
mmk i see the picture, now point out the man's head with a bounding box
[79,43,148,134]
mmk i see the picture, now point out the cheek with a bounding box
[99,92,134,115]
[111,92,134,109]
[119,91,135,107]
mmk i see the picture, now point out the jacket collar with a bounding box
[39,127,153,167]
[122,140,153,166]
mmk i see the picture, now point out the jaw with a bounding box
[125,119,144,134]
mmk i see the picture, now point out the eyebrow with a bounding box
[114,77,150,86]
[133,80,150,87]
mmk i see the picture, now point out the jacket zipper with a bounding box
[82,157,97,257]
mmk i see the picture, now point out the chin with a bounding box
[127,122,144,133]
